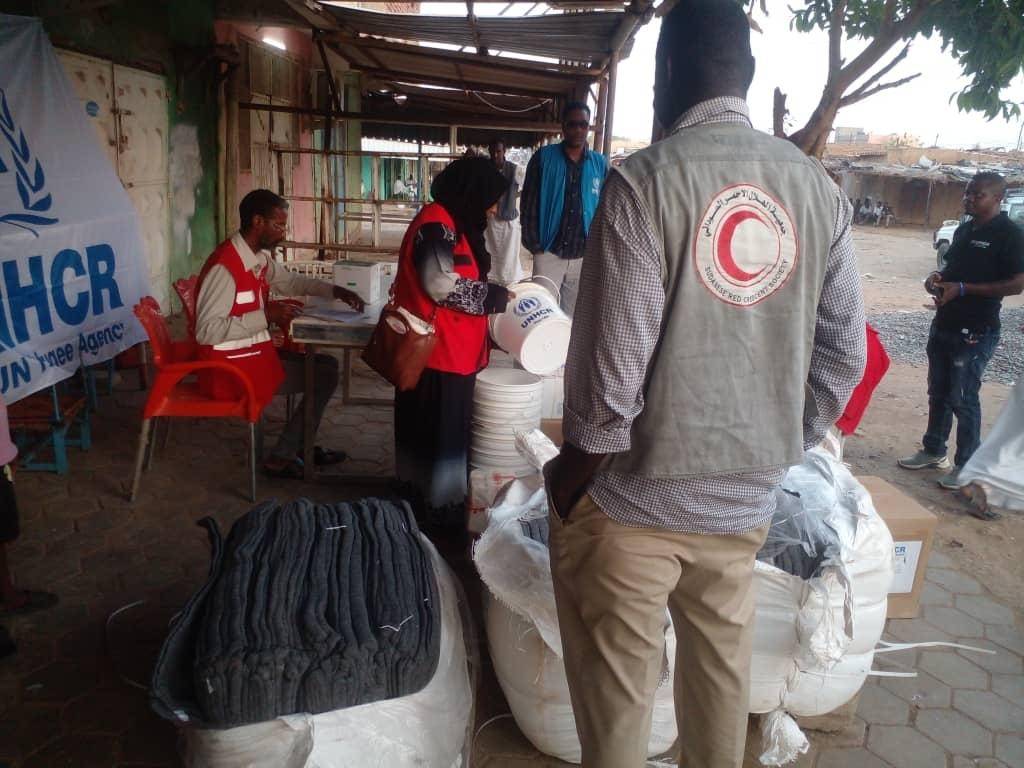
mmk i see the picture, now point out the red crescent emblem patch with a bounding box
[694,184,798,307]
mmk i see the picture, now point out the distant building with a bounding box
[833,126,868,144]
[868,132,923,147]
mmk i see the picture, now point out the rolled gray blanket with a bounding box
[150,497,441,729]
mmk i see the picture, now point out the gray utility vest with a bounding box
[607,122,838,478]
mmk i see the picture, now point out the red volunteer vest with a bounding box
[393,204,490,375]
[196,239,285,409]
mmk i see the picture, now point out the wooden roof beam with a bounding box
[351,64,571,99]
[279,0,342,31]
[466,1,490,55]
[239,100,561,132]
[606,0,655,64]
[321,32,602,78]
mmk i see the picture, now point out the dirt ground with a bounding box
[846,224,1022,609]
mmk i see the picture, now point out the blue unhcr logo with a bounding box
[514,296,541,317]
[0,88,59,237]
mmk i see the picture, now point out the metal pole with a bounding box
[417,139,424,203]
[601,51,619,158]
[320,116,331,260]
[450,125,459,156]
[593,73,608,155]
[924,180,934,228]
[371,154,381,247]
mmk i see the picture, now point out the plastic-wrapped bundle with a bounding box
[959,380,1024,513]
[182,538,472,768]
[474,483,677,763]
[151,498,441,729]
[750,449,894,765]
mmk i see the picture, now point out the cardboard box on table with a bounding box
[857,475,938,619]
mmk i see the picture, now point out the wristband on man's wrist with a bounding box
[959,282,965,297]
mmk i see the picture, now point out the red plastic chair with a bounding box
[129,297,264,503]
[173,274,199,340]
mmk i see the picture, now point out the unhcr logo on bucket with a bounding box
[513,296,541,317]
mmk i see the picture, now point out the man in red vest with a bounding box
[195,189,364,479]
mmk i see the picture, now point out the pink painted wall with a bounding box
[215,22,317,247]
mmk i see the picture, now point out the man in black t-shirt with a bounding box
[899,172,1024,489]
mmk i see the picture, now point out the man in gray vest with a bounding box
[542,2,866,766]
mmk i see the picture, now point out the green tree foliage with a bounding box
[762,0,1024,155]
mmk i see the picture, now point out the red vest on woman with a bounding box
[196,239,285,409]
[393,204,490,375]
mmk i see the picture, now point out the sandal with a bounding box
[0,590,59,617]
[967,506,1002,521]
[312,447,347,467]
[262,458,305,480]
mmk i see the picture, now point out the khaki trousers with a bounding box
[549,494,769,768]
[532,251,583,317]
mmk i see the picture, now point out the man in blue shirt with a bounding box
[521,102,608,316]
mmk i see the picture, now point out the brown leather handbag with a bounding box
[361,298,437,392]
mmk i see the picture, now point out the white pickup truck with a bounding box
[933,190,1024,270]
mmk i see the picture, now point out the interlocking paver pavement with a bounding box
[0,361,1020,768]
[880,667,953,709]
[916,709,993,757]
[996,733,1024,768]
[858,684,909,725]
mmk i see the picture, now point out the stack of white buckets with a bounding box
[470,277,570,475]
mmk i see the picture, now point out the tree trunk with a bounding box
[772,88,788,138]
[788,94,842,158]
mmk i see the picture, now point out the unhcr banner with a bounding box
[0,14,149,403]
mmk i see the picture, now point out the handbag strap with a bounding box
[389,267,438,324]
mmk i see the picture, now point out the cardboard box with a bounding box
[540,418,563,447]
[333,260,384,305]
[858,475,937,619]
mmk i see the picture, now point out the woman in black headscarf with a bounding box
[390,157,512,530]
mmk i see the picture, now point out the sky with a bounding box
[421,2,1024,150]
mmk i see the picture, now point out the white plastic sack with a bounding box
[750,449,894,719]
[959,380,1024,512]
[474,483,678,763]
[183,537,471,768]
[485,594,677,764]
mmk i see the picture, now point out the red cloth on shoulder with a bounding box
[836,323,890,436]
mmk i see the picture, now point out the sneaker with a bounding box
[898,450,951,470]
[938,467,963,490]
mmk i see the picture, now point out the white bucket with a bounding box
[472,366,544,473]
[476,367,544,391]
[489,279,571,375]
[470,449,534,473]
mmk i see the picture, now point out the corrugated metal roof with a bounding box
[338,39,585,97]
[323,4,625,66]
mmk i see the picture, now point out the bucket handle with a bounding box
[517,274,561,301]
